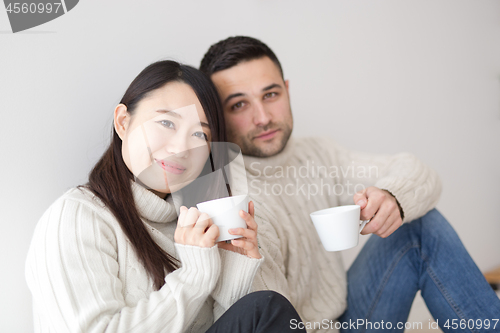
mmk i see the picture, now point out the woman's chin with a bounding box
[135,174,189,195]
[135,163,197,194]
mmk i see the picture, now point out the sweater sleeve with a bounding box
[25,197,221,333]
[211,249,263,320]
[324,138,442,222]
[248,201,292,301]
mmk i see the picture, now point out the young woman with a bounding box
[25,60,305,333]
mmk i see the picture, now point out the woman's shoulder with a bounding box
[26,187,125,287]
[64,185,105,204]
[37,186,119,236]
[50,186,108,215]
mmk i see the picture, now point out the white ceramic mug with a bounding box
[309,205,370,251]
[196,195,249,242]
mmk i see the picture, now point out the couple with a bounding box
[26,36,499,332]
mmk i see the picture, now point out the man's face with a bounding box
[211,57,293,157]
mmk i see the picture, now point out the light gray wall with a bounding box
[1,1,499,331]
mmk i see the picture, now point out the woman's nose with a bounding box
[165,133,189,157]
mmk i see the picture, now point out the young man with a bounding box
[200,36,500,332]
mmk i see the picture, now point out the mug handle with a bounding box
[359,220,370,233]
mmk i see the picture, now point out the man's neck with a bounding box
[241,137,295,176]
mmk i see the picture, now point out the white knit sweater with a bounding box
[237,137,442,333]
[25,181,263,333]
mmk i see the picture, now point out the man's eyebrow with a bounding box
[223,83,283,106]
[223,93,245,106]
[156,110,210,129]
[262,83,282,92]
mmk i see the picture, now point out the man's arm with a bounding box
[249,200,292,301]
[324,138,442,237]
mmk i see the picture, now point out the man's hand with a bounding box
[353,187,403,238]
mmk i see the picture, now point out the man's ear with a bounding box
[114,104,130,140]
[285,79,290,94]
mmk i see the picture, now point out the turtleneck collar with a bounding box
[131,181,179,223]
[242,136,295,177]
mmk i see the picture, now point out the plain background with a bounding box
[1,1,499,331]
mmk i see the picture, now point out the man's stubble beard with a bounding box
[226,119,293,158]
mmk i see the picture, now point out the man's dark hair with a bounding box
[200,36,284,78]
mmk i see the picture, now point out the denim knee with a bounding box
[410,208,464,259]
[416,209,454,236]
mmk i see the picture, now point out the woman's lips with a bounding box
[254,129,280,140]
[155,159,186,175]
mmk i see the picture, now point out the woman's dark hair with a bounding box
[199,36,284,78]
[85,60,228,290]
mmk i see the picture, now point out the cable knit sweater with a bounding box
[239,137,442,333]
[25,181,263,333]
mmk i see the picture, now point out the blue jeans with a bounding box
[339,209,500,333]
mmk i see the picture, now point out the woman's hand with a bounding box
[218,201,262,259]
[174,206,219,248]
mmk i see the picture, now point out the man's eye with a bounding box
[157,120,175,129]
[193,131,208,141]
[264,92,277,99]
[231,101,245,111]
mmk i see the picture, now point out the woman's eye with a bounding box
[157,120,175,129]
[193,131,208,141]
[264,92,277,99]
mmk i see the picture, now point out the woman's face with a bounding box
[116,81,212,197]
